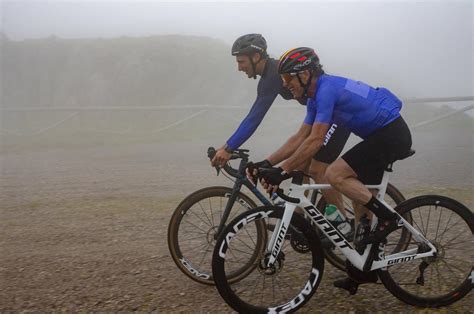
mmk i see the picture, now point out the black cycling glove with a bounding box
[246,159,271,178]
[260,167,291,186]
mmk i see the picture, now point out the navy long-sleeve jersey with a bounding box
[226,58,302,150]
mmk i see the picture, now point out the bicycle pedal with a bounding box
[334,278,359,295]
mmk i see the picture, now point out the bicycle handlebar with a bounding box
[275,188,301,204]
[207,147,249,178]
[207,146,303,204]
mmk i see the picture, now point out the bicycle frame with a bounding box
[266,170,438,272]
[213,158,272,238]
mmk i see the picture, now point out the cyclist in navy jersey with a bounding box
[211,34,302,166]
[211,35,353,229]
[258,47,412,291]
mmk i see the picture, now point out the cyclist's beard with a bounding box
[290,85,304,99]
[250,62,257,79]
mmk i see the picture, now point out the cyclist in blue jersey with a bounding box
[211,35,353,234]
[258,47,412,292]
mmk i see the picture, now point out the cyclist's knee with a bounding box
[325,169,341,186]
[325,161,347,186]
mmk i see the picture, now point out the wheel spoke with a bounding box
[439,259,465,281]
[190,204,213,227]
[242,223,258,247]
[181,218,210,234]
[441,256,472,267]
[442,235,466,248]
[179,234,209,242]
[411,213,425,235]
[438,209,456,243]
[202,198,215,226]
[425,205,432,237]
[197,242,213,267]
[434,207,443,242]
[417,207,426,236]
[209,198,217,226]
[441,239,474,248]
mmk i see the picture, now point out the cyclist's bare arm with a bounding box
[281,122,329,172]
[267,122,312,166]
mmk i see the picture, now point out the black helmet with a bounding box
[231,34,267,56]
[278,47,320,74]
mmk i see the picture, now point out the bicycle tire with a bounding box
[212,206,324,313]
[317,183,411,271]
[167,186,266,285]
[377,195,473,307]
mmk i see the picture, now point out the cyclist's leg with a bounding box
[326,158,382,289]
[310,123,351,216]
[326,117,412,292]
[353,193,374,225]
[325,158,374,206]
[326,117,412,220]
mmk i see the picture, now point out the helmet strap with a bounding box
[249,54,263,79]
[296,71,313,97]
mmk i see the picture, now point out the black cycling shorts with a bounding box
[341,116,412,184]
[313,123,351,164]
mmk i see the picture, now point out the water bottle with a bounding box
[324,204,351,236]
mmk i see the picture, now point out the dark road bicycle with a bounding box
[168,147,408,285]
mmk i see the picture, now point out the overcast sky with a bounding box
[1,0,473,98]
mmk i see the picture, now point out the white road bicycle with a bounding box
[212,151,473,312]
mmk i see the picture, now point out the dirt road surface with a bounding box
[1,140,472,312]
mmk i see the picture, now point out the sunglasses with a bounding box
[281,73,298,85]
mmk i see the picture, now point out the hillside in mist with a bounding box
[1,34,472,131]
[1,34,256,108]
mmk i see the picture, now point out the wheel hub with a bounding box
[206,226,219,244]
[429,241,445,263]
[258,253,284,276]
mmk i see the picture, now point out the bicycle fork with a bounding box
[265,204,297,267]
[214,180,245,240]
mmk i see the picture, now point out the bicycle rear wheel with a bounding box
[317,183,411,271]
[167,186,266,285]
[212,206,324,313]
[377,195,473,307]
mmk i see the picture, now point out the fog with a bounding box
[2,0,473,98]
[1,0,472,190]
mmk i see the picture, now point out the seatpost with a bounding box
[377,163,393,199]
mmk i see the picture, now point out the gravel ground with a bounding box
[1,140,472,312]
[2,193,473,312]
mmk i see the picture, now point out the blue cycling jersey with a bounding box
[304,74,402,139]
[226,58,297,150]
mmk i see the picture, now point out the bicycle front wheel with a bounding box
[377,195,473,307]
[212,206,324,313]
[167,186,266,285]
